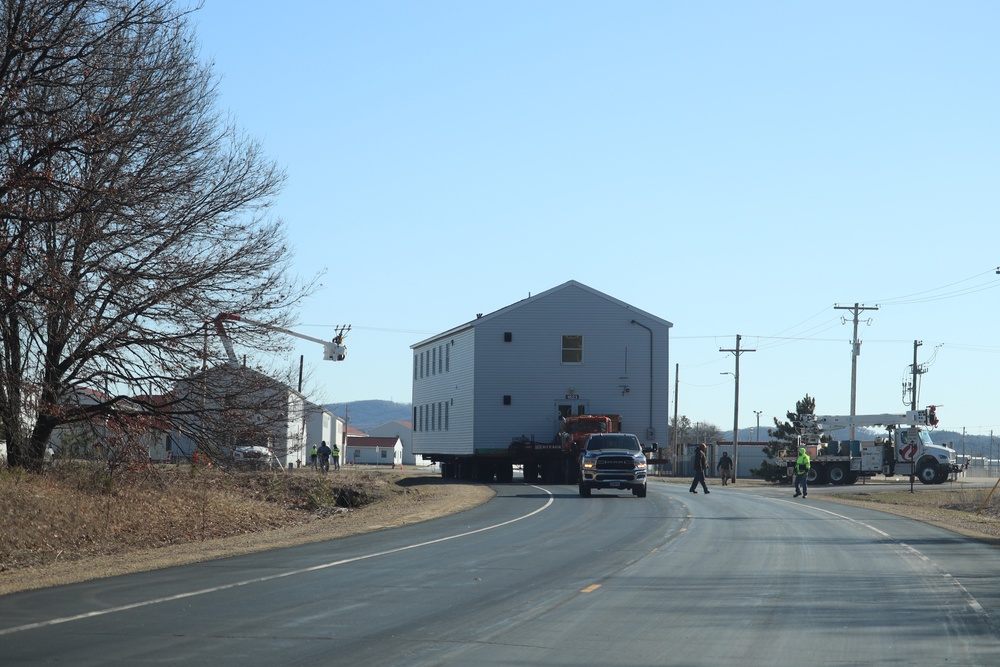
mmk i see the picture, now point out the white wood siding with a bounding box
[411,281,671,458]
[412,327,475,456]
[472,284,669,451]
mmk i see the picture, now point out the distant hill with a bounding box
[324,400,412,433]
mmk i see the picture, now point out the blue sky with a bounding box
[193,1,1000,438]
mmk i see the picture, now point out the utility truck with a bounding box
[783,406,959,485]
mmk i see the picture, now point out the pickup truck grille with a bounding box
[596,456,635,471]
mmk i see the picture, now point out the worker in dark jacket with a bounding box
[717,451,733,486]
[793,447,811,498]
[689,443,710,494]
[317,441,332,474]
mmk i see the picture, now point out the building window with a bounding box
[446,343,450,372]
[504,332,512,342]
[413,355,418,380]
[562,335,583,363]
[445,401,449,430]
[503,395,512,405]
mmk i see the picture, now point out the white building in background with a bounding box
[303,401,343,467]
[367,420,422,466]
[345,435,403,467]
[410,280,672,466]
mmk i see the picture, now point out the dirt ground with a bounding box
[3,467,999,597]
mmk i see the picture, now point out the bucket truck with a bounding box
[783,406,959,485]
[212,313,349,363]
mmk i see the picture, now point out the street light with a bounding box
[754,410,763,442]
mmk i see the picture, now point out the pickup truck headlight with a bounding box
[582,458,596,470]
[635,460,647,470]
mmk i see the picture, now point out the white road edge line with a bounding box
[0,487,556,636]
[778,499,990,618]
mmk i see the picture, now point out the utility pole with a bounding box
[720,335,755,482]
[754,410,762,442]
[672,363,680,476]
[910,340,924,411]
[835,303,879,440]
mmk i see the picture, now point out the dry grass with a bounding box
[0,463,443,575]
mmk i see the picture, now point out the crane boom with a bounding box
[798,406,938,435]
[213,313,349,362]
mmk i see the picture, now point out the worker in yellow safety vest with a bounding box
[793,447,810,498]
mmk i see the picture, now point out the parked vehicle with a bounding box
[783,406,959,485]
[232,445,281,470]
[578,433,655,498]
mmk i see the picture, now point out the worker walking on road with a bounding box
[794,446,811,498]
[689,443,710,494]
[717,451,733,486]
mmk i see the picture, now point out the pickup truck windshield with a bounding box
[586,436,639,452]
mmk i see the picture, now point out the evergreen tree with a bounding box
[751,394,822,482]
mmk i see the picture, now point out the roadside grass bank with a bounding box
[0,464,493,595]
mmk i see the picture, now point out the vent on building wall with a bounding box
[504,332,512,342]
[503,395,512,405]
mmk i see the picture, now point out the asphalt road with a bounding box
[2,480,999,666]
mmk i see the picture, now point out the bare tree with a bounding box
[0,1,315,469]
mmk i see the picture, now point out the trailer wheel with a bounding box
[917,460,939,485]
[496,462,514,483]
[845,472,860,485]
[523,464,538,483]
[827,464,847,485]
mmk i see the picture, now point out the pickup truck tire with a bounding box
[632,484,647,498]
[578,483,592,497]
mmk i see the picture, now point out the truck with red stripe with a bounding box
[782,406,959,485]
